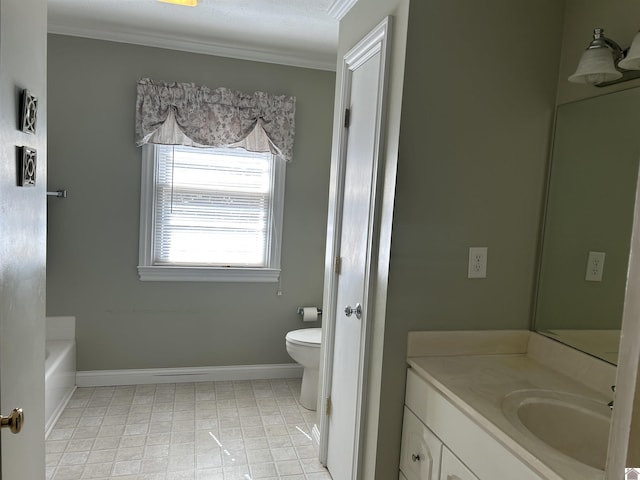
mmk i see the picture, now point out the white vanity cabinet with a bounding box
[399,407,442,479]
[402,367,545,480]
[403,331,616,480]
[440,447,479,480]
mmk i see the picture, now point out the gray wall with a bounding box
[0,0,48,477]
[46,35,335,371]
[391,0,564,332]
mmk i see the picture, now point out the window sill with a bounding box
[137,266,281,282]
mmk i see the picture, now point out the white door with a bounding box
[0,0,47,478]
[322,17,392,480]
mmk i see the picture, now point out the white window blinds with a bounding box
[153,145,275,267]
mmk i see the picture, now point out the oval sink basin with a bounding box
[501,389,611,471]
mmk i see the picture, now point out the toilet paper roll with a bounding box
[301,307,319,322]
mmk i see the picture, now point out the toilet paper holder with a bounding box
[297,307,322,317]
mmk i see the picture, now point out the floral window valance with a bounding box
[135,78,296,162]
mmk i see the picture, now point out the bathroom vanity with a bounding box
[400,331,617,480]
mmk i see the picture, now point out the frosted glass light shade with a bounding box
[619,32,640,70]
[568,48,622,84]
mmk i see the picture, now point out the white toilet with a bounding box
[286,328,322,410]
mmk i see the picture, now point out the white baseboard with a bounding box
[45,385,76,439]
[312,423,321,446]
[76,363,303,388]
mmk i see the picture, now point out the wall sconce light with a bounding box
[569,28,640,87]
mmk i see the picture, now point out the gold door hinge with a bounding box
[334,256,342,275]
[325,397,332,416]
[344,108,351,128]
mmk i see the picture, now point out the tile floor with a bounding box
[45,379,332,480]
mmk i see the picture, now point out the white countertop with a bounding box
[408,352,610,479]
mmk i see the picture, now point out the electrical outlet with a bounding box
[585,251,606,282]
[468,247,488,278]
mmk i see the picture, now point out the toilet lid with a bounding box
[286,328,321,347]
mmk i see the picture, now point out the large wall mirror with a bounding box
[534,87,640,365]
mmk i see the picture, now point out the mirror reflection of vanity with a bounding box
[534,86,640,365]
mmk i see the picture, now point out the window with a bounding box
[138,145,285,282]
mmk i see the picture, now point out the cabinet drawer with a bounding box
[440,446,479,480]
[400,407,442,480]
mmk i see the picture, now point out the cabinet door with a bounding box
[440,446,479,480]
[400,407,443,480]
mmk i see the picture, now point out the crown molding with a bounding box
[48,24,337,72]
[327,0,358,20]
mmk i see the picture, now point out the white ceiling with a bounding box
[48,0,344,71]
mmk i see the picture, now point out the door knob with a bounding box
[1,408,24,434]
[344,303,362,319]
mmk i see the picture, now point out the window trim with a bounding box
[137,145,285,282]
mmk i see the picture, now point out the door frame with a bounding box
[606,167,640,479]
[319,16,392,478]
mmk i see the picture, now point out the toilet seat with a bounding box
[286,328,321,347]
